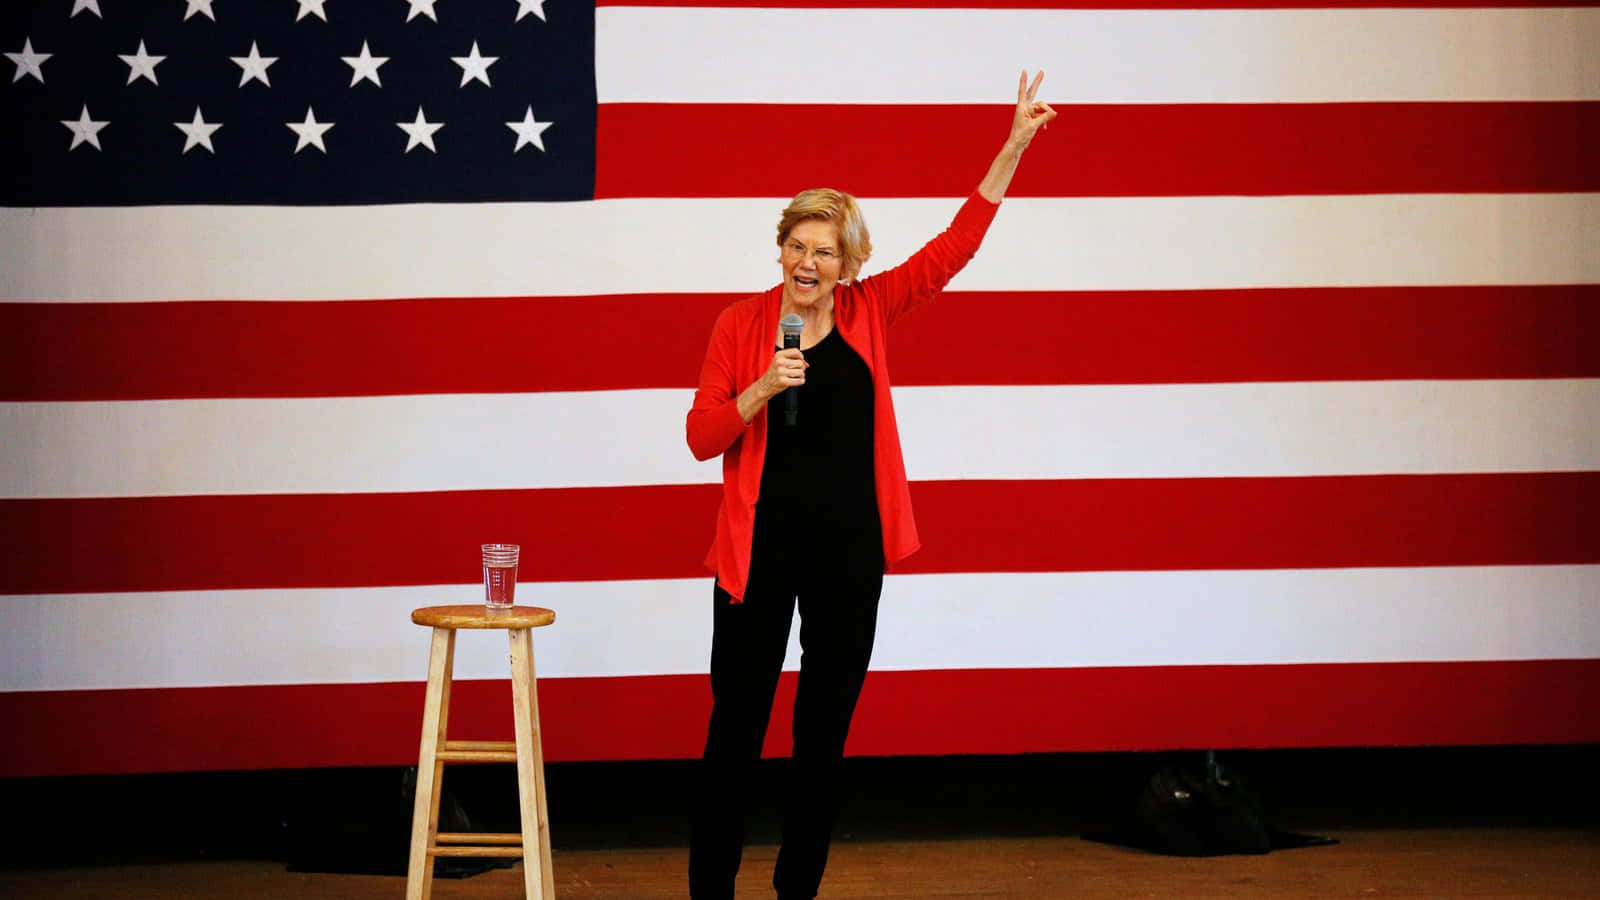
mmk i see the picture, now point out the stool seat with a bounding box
[412,605,556,630]
[406,604,558,899]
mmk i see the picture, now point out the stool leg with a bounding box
[407,626,457,900]
[509,627,555,900]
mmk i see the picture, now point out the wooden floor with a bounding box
[5,749,1599,897]
[2,827,1597,898]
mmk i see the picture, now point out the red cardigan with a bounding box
[686,192,1000,600]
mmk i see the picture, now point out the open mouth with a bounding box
[793,275,819,289]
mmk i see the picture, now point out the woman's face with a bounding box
[780,219,844,310]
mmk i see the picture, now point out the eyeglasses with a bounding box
[782,239,839,264]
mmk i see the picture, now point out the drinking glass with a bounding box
[481,543,519,609]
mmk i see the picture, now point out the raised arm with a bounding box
[977,70,1057,204]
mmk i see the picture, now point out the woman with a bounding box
[684,72,1056,900]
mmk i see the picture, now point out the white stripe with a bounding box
[4,566,1595,691]
[3,380,1595,499]
[597,8,1600,103]
[896,380,1600,482]
[3,194,1595,301]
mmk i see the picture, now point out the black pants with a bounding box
[688,526,884,900]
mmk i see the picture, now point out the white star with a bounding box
[342,41,388,87]
[515,0,546,22]
[286,106,334,153]
[72,0,103,18]
[296,0,328,21]
[397,107,442,153]
[231,41,277,87]
[174,106,222,154]
[405,0,437,22]
[506,105,552,152]
[119,40,166,86]
[184,0,216,21]
[61,105,108,151]
[6,38,51,84]
[451,41,496,87]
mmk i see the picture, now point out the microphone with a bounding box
[779,314,803,426]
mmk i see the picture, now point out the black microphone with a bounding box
[779,314,803,426]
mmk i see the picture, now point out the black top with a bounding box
[756,327,880,551]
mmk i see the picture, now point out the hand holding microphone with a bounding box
[759,348,806,398]
[778,314,804,425]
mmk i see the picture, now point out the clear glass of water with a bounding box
[481,543,519,610]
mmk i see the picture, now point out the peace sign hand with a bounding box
[1009,70,1057,152]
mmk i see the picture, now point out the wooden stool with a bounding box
[406,605,558,900]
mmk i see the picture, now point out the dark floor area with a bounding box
[3,745,1596,874]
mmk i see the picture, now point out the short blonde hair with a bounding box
[776,188,872,281]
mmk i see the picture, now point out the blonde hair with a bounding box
[776,188,872,281]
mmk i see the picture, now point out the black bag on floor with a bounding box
[1131,756,1271,856]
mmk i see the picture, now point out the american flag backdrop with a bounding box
[1,0,1597,778]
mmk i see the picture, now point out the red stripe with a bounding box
[905,473,1600,576]
[3,473,1594,595]
[596,103,1600,199]
[4,659,1596,777]
[0,293,730,402]
[595,1,1598,9]
[3,285,1593,401]
[892,285,1600,387]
